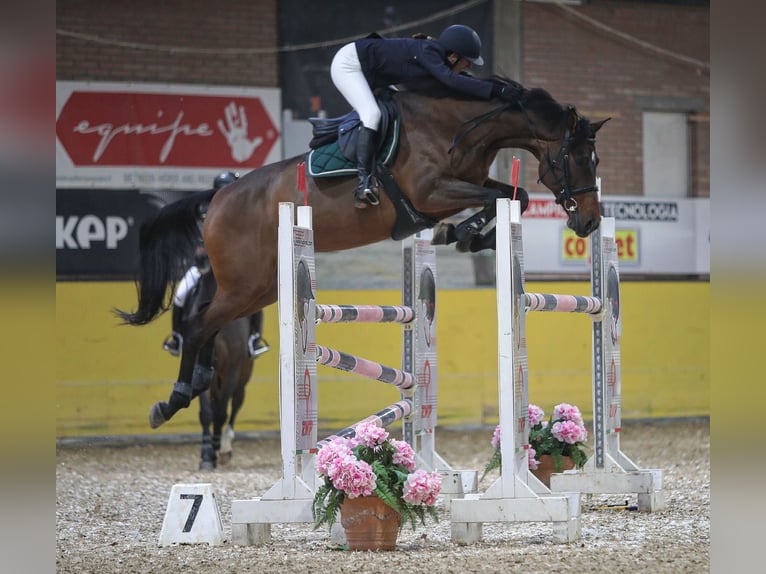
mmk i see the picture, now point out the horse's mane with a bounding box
[518,83,592,142]
[396,75,592,141]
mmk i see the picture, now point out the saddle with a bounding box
[304,92,438,240]
[307,95,399,177]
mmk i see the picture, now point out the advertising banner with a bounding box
[56,81,282,190]
[520,194,709,276]
[56,188,168,278]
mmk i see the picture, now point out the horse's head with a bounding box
[535,104,610,237]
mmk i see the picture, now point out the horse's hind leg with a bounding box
[149,295,240,429]
[198,391,216,471]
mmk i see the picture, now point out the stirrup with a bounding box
[354,186,379,209]
[163,333,182,357]
[248,336,270,358]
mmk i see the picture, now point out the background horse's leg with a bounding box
[198,390,216,471]
[219,371,247,465]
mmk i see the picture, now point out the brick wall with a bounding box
[56,0,708,198]
[522,1,709,197]
[56,0,278,87]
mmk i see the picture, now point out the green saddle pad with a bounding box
[307,118,400,178]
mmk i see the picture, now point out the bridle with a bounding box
[533,113,599,213]
[448,97,599,213]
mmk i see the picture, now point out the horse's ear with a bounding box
[590,117,611,134]
[567,105,578,132]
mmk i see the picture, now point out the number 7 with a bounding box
[179,494,203,532]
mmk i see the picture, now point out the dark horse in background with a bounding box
[183,266,256,470]
[117,79,608,429]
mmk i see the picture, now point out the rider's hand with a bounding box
[498,84,523,103]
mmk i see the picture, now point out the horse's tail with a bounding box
[115,188,218,325]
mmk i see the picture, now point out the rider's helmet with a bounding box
[213,171,239,190]
[438,24,484,66]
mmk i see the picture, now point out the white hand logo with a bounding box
[217,102,263,163]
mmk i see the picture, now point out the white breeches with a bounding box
[331,42,381,131]
[173,266,201,307]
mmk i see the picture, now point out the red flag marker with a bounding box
[296,161,308,205]
[511,156,520,200]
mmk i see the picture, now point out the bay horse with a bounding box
[183,260,258,470]
[117,80,608,429]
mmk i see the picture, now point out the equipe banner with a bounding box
[56,189,172,278]
[56,81,282,190]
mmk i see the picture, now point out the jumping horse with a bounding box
[117,79,608,429]
[183,264,257,470]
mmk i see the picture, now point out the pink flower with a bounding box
[527,446,539,470]
[551,420,586,445]
[491,424,502,449]
[528,404,545,427]
[553,403,584,426]
[402,470,442,506]
[391,439,417,471]
[354,421,389,448]
[316,438,353,476]
[327,454,376,498]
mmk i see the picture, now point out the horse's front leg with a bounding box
[430,178,528,250]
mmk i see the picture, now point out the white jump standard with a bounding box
[451,199,582,544]
[231,202,473,545]
[451,196,664,545]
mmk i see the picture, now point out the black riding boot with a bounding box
[354,126,379,208]
[163,304,184,356]
[247,311,270,358]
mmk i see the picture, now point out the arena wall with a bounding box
[56,281,709,437]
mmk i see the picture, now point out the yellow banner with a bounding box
[562,228,639,263]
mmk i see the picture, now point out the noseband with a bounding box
[538,127,599,213]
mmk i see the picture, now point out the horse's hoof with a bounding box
[455,238,472,253]
[218,451,232,465]
[149,402,169,429]
[199,461,216,472]
[431,223,450,245]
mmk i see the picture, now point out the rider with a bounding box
[162,171,270,359]
[330,24,523,208]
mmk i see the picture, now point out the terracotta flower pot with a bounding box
[340,495,401,551]
[531,454,576,488]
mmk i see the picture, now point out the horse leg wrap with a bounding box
[192,365,214,396]
[169,381,193,409]
[454,211,489,242]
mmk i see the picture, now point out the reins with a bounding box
[446,87,598,213]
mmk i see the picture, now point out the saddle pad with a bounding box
[307,117,400,178]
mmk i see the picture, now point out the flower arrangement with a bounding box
[312,421,442,531]
[483,403,590,478]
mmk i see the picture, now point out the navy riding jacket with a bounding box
[354,37,495,100]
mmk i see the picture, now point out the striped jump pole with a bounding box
[315,400,412,449]
[316,304,415,324]
[315,345,415,389]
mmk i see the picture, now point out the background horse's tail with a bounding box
[115,188,217,325]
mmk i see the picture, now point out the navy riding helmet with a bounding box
[438,24,484,66]
[213,171,239,190]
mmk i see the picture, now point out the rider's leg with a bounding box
[330,42,382,208]
[247,311,270,358]
[163,303,184,356]
[163,266,201,355]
